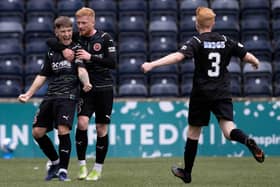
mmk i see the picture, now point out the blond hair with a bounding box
[75,7,95,18]
[196,7,216,28]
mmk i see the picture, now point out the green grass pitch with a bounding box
[0,157,279,187]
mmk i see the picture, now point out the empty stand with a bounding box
[243,62,273,97]
[118,74,148,97]
[57,0,84,16]
[150,74,179,97]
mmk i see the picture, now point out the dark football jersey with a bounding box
[178,32,247,99]
[40,43,85,100]
[76,30,117,91]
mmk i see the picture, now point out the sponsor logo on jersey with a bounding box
[93,43,102,51]
[51,60,72,70]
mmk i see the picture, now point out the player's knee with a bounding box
[96,124,108,137]
[187,126,201,139]
[32,128,46,139]
[57,125,70,135]
[78,116,89,130]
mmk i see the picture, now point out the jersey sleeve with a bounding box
[90,32,117,69]
[228,38,247,59]
[39,52,52,76]
[177,38,196,59]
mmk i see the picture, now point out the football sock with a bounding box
[230,128,248,144]
[59,134,71,170]
[93,163,103,173]
[184,138,198,174]
[96,134,108,164]
[79,160,86,166]
[75,128,88,161]
[35,135,58,161]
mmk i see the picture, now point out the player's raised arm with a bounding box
[242,52,260,69]
[141,52,185,73]
[18,75,47,103]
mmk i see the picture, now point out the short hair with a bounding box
[196,7,216,28]
[54,16,72,29]
[75,7,95,18]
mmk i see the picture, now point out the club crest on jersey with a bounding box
[93,43,102,51]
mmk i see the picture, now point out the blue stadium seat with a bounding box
[149,35,178,54]
[179,14,196,39]
[272,19,280,42]
[213,16,240,40]
[180,59,195,75]
[25,17,54,42]
[211,0,239,22]
[25,40,48,55]
[24,75,48,97]
[272,0,280,19]
[118,13,147,33]
[241,16,270,41]
[240,0,270,19]
[149,18,178,34]
[180,0,209,18]
[57,0,84,16]
[0,0,24,22]
[118,0,147,13]
[24,55,45,75]
[118,34,147,54]
[118,53,146,75]
[149,0,177,12]
[0,21,23,40]
[273,73,280,96]
[243,62,273,97]
[181,74,193,96]
[95,13,117,39]
[88,0,117,13]
[0,58,23,76]
[243,39,273,62]
[118,75,148,97]
[0,39,23,57]
[26,0,56,19]
[228,62,242,96]
[149,0,177,22]
[273,40,280,61]
[150,74,179,97]
[0,75,22,97]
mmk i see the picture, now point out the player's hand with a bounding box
[83,83,92,92]
[18,94,31,103]
[141,62,153,73]
[252,60,260,70]
[63,48,75,62]
[76,49,91,61]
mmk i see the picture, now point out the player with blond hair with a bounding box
[47,7,117,181]
[142,7,265,183]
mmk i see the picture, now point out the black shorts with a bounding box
[188,97,233,126]
[78,89,113,124]
[33,99,77,132]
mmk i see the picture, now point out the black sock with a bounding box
[230,129,248,144]
[184,138,198,174]
[35,135,58,161]
[58,134,71,170]
[75,129,88,160]
[96,134,108,164]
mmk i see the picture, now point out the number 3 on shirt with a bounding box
[208,52,220,77]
